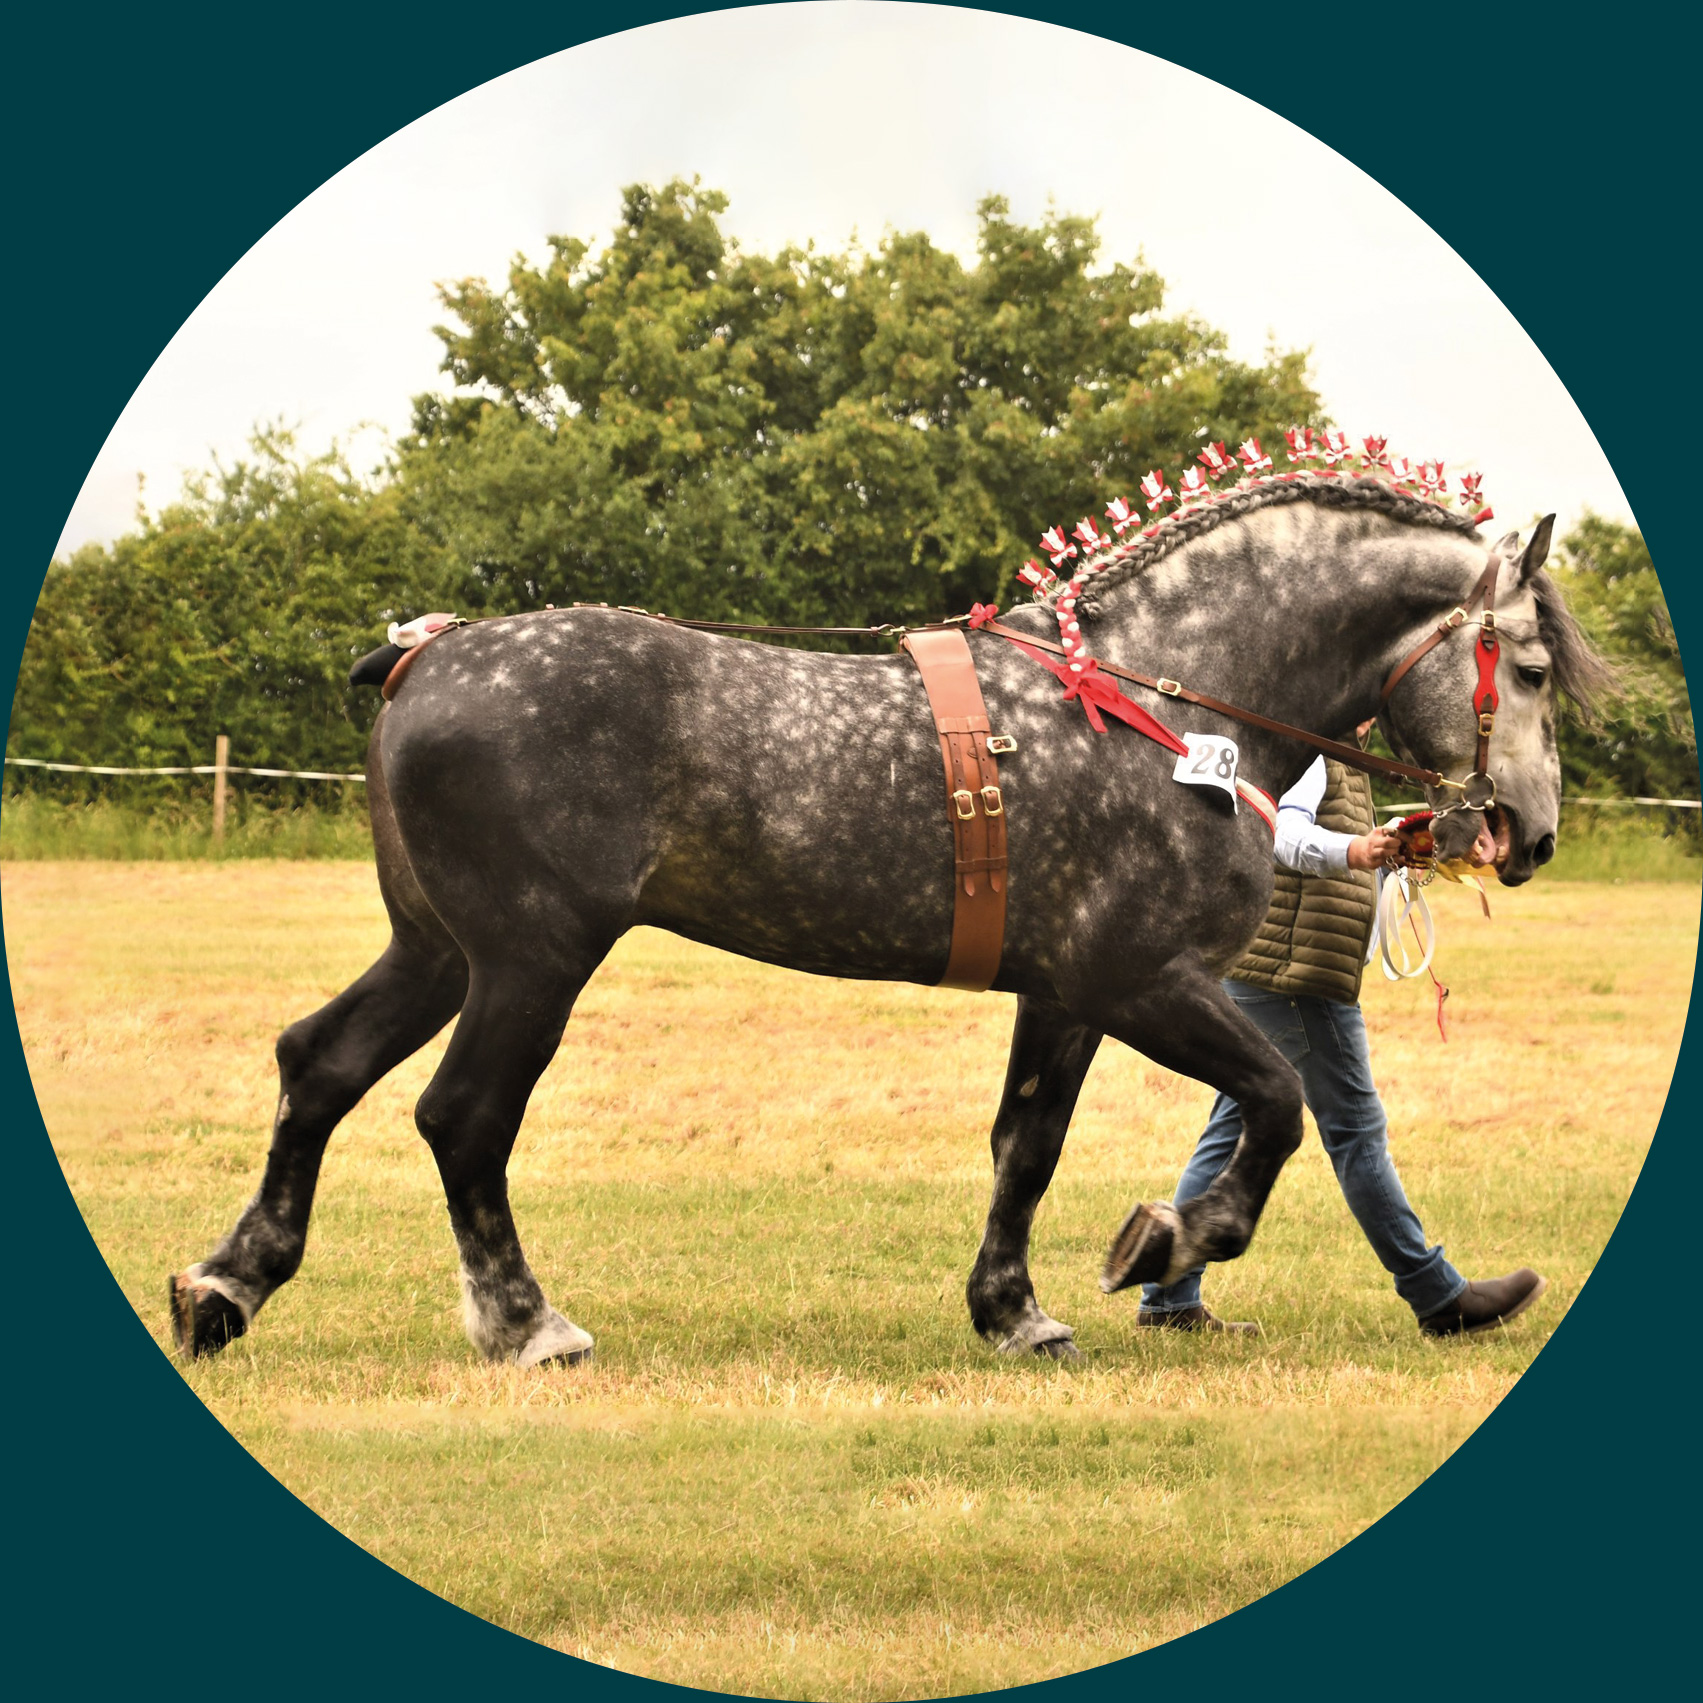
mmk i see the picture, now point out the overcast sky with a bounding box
[55,2,1632,559]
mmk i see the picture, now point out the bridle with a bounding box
[1377,547,1504,816]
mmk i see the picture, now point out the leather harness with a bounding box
[901,629,1010,992]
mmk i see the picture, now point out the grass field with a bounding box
[7,862,1694,1697]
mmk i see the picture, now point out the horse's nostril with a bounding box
[1533,833,1556,866]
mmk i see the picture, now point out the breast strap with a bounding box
[902,629,1009,992]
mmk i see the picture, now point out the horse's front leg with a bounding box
[1083,957,1305,1295]
[967,997,1102,1357]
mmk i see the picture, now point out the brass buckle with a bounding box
[953,789,976,821]
[980,785,1004,816]
[1442,608,1468,629]
[986,734,1017,755]
[1478,711,1496,737]
[1480,610,1497,632]
[1156,678,1183,697]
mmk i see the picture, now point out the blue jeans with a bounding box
[1141,981,1467,1320]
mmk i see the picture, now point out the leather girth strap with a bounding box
[902,629,1009,992]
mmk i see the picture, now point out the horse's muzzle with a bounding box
[1487,803,1556,887]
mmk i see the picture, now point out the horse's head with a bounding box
[1382,516,1604,886]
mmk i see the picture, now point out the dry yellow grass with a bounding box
[5,861,1693,1697]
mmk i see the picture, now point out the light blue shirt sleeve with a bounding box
[1272,757,1357,876]
[1270,756,1386,965]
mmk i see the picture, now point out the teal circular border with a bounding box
[7,5,1688,1694]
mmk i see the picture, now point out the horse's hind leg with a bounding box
[171,931,468,1356]
[412,947,607,1366]
[966,997,1102,1358]
[1087,958,1305,1295]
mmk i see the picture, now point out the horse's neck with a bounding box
[1089,510,1476,795]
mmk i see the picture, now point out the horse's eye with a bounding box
[1517,665,1548,688]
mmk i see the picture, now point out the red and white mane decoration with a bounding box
[1014,429,1494,681]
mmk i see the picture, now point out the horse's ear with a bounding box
[1495,528,1524,559]
[1516,514,1556,584]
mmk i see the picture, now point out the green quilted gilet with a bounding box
[1231,760,1377,1005]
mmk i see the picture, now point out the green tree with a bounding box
[1550,514,1695,803]
[11,430,456,777]
[402,179,1324,630]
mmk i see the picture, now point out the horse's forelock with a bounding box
[1530,567,1619,721]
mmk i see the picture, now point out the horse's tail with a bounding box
[348,642,404,689]
[351,615,463,698]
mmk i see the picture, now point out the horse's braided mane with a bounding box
[1069,473,1478,614]
[1061,470,1614,715]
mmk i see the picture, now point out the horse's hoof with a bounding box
[1100,1201,1182,1294]
[994,1314,1080,1359]
[168,1272,247,1359]
[537,1347,594,1368]
[515,1309,594,1369]
[1033,1334,1082,1361]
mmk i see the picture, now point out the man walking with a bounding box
[1138,738,1546,1337]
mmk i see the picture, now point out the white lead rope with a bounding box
[1377,868,1437,981]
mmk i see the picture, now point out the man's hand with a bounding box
[1347,825,1400,871]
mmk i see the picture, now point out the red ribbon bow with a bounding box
[1198,441,1235,480]
[1139,470,1175,513]
[1238,437,1273,476]
[968,602,1000,629]
[1040,526,1078,567]
[989,643,1187,751]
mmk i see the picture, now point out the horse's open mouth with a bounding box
[1470,804,1514,873]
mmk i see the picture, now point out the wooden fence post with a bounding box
[213,734,230,842]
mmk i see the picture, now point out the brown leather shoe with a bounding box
[1136,1305,1261,1337]
[1419,1269,1547,1337]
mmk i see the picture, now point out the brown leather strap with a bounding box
[382,624,465,700]
[381,641,430,700]
[977,621,1447,789]
[1379,554,1502,706]
[902,629,1008,992]
[1472,556,1501,779]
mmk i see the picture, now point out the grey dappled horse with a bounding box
[172,477,1601,1365]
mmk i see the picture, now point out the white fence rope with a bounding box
[1555,797,1703,808]
[1379,796,1700,813]
[5,757,365,782]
